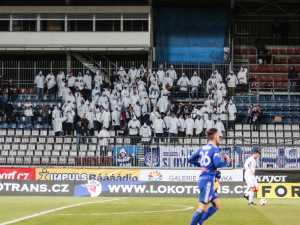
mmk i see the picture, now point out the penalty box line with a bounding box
[0,199,119,225]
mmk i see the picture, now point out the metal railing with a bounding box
[0,136,300,169]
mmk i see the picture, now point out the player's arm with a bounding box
[188,150,201,167]
[213,149,230,168]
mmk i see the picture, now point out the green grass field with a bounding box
[0,197,299,225]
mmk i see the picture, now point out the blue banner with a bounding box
[156,7,228,62]
[113,146,139,167]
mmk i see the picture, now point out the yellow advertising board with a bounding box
[36,168,140,181]
[258,183,300,198]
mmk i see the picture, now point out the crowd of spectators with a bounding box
[1,64,240,146]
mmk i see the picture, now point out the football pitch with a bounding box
[0,197,299,225]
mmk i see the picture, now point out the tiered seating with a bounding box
[234,94,300,124]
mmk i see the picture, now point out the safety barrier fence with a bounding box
[0,135,299,169]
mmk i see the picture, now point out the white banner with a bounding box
[140,169,243,182]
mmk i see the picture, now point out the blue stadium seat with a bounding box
[9,123,17,129]
[49,95,56,101]
[290,95,297,103]
[281,95,289,102]
[290,105,298,111]
[15,102,22,109]
[41,95,49,101]
[274,95,280,102]
[25,124,33,129]
[259,95,265,102]
[234,96,241,102]
[282,104,290,111]
[275,111,282,116]
[250,95,258,102]
[265,95,274,102]
[267,118,275,124]
[266,104,274,111]
[17,95,25,102]
[1,123,8,129]
[19,117,26,123]
[291,111,298,117]
[242,96,249,103]
[31,95,39,102]
[282,111,291,117]
[25,95,32,101]
[242,117,248,124]
[34,123,41,129]
[275,104,282,111]
[291,118,299,124]
[283,118,291,124]
[42,124,49,130]
[17,123,25,129]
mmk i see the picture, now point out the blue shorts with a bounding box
[198,175,217,204]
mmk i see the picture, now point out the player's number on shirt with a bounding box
[200,151,211,166]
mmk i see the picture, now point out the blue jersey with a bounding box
[188,143,227,177]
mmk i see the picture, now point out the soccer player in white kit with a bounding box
[243,150,261,205]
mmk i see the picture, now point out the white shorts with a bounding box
[245,173,258,187]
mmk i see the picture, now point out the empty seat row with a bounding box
[250,81,288,88]
[249,74,288,81]
[249,65,299,73]
[234,47,300,55]
[235,124,299,131]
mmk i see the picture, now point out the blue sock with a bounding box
[190,209,204,225]
[199,206,218,224]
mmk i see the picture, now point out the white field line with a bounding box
[0,199,119,225]
[55,204,194,216]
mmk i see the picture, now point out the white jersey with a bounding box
[244,156,256,175]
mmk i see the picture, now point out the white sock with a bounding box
[248,191,254,203]
[244,188,250,196]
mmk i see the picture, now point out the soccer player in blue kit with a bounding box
[188,128,231,225]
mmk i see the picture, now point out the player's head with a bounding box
[252,150,261,159]
[206,128,220,146]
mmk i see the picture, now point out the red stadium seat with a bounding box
[279,57,287,64]
[265,66,272,72]
[294,58,300,64]
[19,88,26,94]
[27,88,34,94]
[265,74,273,81]
[273,74,281,81]
[280,75,288,81]
[250,48,256,54]
[234,48,242,54]
[281,82,288,87]
[287,49,294,54]
[271,49,279,54]
[13,88,18,93]
[249,74,257,81]
[273,57,280,64]
[249,57,256,63]
[279,49,287,54]
[280,66,288,72]
[241,48,250,54]
[249,66,257,72]
[257,66,265,72]
[295,66,300,71]
[288,57,295,64]
[256,74,265,80]
[294,49,300,54]
[272,66,280,72]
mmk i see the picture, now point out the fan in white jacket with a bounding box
[121,86,130,99]
[130,92,140,106]
[140,123,152,143]
[53,116,67,134]
[86,108,95,129]
[164,113,171,130]
[157,66,165,85]
[166,65,177,80]
[228,100,237,121]
[67,72,76,90]
[23,101,34,117]
[214,70,223,83]
[91,86,101,103]
[152,116,165,135]
[65,91,76,105]
[117,66,127,77]
[94,70,103,88]
[184,115,195,136]
[177,73,190,91]
[98,126,110,146]
[199,104,213,121]
[57,71,65,88]
[62,85,71,101]
[204,116,215,130]
[204,95,215,109]
[156,96,170,114]
[237,67,248,84]
[46,72,56,91]
[133,102,142,119]
[190,71,202,91]
[101,109,111,129]
[218,100,229,121]
[128,116,141,135]
[214,118,225,137]
[168,114,180,135]
[111,107,121,127]
[52,106,61,120]
[217,80,227,96]
[34,72,46,89]
[150,107,160,124]
[227,71,238,88]
[98,94,110,110]
[128,65,138,83]
[149,89,159,108]
[83,71,92,90]
[137,64,146,78]
[194,115,204,136]
[75,72,85,90]
[163,73,173,87]
[77,100,86,118]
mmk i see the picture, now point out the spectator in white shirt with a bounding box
[139,123,152,145]
[227,71,238,96]
[214,118,225,137]
[34,71,45,100]
[177,73,190,92]
[237,67,248,94]
[23,100,34,125]
[45,71,56,95]
[94,70,103,88]
[190,71,202,99]
[67,72,76,93]
[166,65,177,81]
